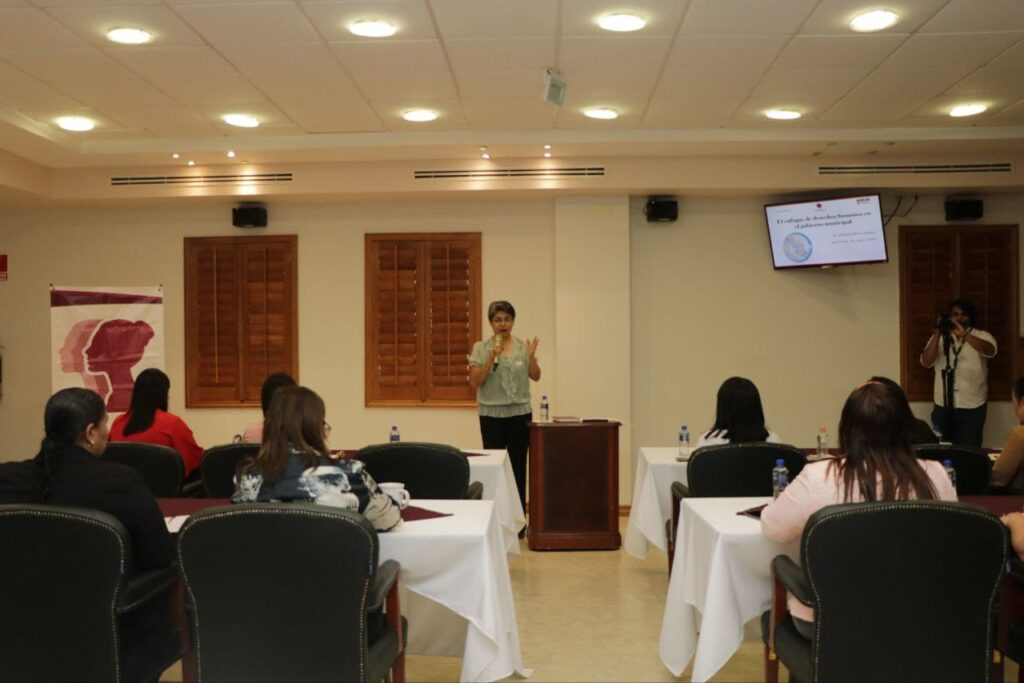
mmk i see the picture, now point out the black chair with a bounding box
[356,442,484,500]
[997,557,1024,683]
[0,504,181,683]
[199,443,260,498]
[177,503,405,683]
[666,443,807,570]
[913,444,992,495]
[763,500,1007,683]
[103,442,185,497]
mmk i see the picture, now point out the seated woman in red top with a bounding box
[109,368,205,476]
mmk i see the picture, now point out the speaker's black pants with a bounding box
[479,412,531,507]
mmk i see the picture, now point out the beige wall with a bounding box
[629,193,1024,472]
[0,199,556,460]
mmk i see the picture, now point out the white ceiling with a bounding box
[0,0,1022,168]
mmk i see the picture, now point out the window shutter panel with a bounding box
[186,242,243,404]
[241,240,297,402]
[367,239,422,402]
[425,237,480,402]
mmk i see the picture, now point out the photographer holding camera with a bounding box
[920,298,997,447]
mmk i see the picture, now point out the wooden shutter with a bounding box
[899,225,1018,402]
[365,233,480,406]
[185,236,297,407]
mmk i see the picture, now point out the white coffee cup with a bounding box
[379,482,410,509]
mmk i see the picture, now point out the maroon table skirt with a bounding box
[960,495,1024,517]
[158,497,451,522]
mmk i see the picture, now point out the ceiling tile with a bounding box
[880,33,1022,70]
[986,99,1024,125]
[157,77,269,106]
[144,122,224,138]
[750,69,865,109]
[910,93,1013,119]
[0,0,31,6]
[456,70,540,99]
[0,80,83,110]
[35,1,161,6]
[370,98,468,130]
[301,0,438,42]
[665,34,788,71]
[799,0,948,34]
[98,104,208,129]
[989,38,1024,67]
[172,1,319,45]
[19,107,121,129]
[461,98,557,129]
[330,40,447,74]
[106,46,240,82]
[560,0,689,37]
[220,43,360,100]
[920,0,1024,33]
[773,34,907,71]
[947,66,1024,101]
[732,95,826,122]
[0,49,139,83]
[54,78,177,107]
[643,93,743,126]
[0,8,92,49]
[445,38,555,72]
[276,99,384,132]
[680,0,818,35]
[654,69,762,99]
[559,36,672,72]
[0,59,37,81]
[44,5,205,47]
[190,101,295,131]
[430,0,557,39]
[559,70,659,100]
[557,95,646,123]
[353,71,457,100]
[821,67,971,120]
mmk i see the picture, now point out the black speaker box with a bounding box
[945,198,983,222]
[232,206,267,228]
[645,196,678,222]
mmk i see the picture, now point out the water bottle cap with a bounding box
[819,426,827,432]
[681,424,687,430]
[776,459,785,465]
[391,425,398,429]
[542,394,548,399]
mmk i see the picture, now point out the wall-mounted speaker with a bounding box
[233,205,267,228]
[645,196,678,223]
[945,198,983,222]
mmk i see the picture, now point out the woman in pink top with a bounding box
[109,368,205,476]
[761,381,957,636]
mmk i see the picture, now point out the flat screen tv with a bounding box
[764,194,888,269]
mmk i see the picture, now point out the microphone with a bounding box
[492,334,502,370]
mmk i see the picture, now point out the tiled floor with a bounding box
[162,517,1021,682]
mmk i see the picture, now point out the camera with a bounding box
[937,312,956,334]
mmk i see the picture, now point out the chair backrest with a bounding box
[803,501,1006,682]
[178,503,378,683]
[200,443,260,498]
[913,444,992,495]
[102,442,184,497]
[0,504,128,682]
[356,442,470,499]
[686,442,806,497]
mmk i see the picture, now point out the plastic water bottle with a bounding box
[540,395,550,422]
[816,426,829,458]
[678,425,690,459]
[943,459,957,489]
[772,459,789,499]
[389,425,400,443]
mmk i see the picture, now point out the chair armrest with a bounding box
[117,563,180,615]
[772,555,815,608]
[367,559,400,613]
[670,480,690,499]
[181,480,206,498]
[465,481,484,500]
[998,559,1024,653]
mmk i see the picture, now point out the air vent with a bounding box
[414,166,605,180]
[818,163,1012,176]
[110,172,293,187]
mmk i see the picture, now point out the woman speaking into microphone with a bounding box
[469,301,540,509]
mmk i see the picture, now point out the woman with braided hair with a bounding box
[0,387,173,572]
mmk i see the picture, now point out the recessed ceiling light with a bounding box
[543,144,552,150]
[171,153,180,159]
[481,152,491,160]
[949,103,987,118]
[543,152,552,158]
[583,107,618,120]
[106,27,153,44]
[348,20,397,38]
[849,9,898,32]
[187,160,195,166]
[55,116,95,132]
[222,113,260,128]
[402,109,437,122]
[227,150,236,158]
[597,13,646,32]
[765,109,801,120]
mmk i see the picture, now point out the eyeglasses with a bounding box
[323,421,332,435]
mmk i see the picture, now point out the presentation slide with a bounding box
[765,195,887,269]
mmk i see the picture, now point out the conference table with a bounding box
[162,498,529,683]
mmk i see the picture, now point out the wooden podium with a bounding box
[527,421,621,550]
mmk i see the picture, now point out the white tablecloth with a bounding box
[380,499,531,683]
[465,449,526,554]
[658,497,796,682]
[624,447,687,559]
